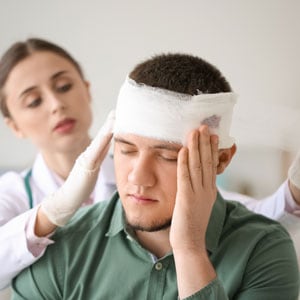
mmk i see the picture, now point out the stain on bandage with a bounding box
[201,115,221,128]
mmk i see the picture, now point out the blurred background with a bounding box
[1,0,299,195]
[0,1,299,298]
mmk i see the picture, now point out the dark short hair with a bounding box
[0,38,84,118]
[129,53,232,95]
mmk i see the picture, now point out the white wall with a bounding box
[0,0,299,198]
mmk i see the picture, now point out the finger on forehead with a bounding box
[187,129,202,190]
[199,125,213,187]
[177,147,192,195]
[210,135,219,187]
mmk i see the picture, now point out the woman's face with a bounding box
[3,51,93,154]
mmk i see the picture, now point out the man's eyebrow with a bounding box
[114,137,135,146]
[114,137,180,151]
[152,144,180,152]
[18,70,69,99]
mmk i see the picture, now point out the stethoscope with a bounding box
[24,169,33,209]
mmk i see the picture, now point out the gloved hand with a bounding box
[41,110,115,226]
[288,150,300,190]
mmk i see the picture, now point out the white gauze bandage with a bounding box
[114,77,237,148]
[41,111,115,226]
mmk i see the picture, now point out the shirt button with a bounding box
[126,234,133,241]
[155,262,163,270]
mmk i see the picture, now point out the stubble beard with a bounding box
[125,217,172,232]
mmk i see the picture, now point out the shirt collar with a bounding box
[105,194,124,237]
[205,192,227,254]
[105,191,227,254]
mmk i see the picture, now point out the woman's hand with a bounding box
[38,111,115,230]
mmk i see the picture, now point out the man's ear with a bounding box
[4,117,26,138]
[216,144,236,174]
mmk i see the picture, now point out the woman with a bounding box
[0,38,115,289]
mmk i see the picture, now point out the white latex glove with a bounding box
[41,110,115,226]
[288,150,300,189]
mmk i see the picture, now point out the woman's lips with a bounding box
[54,119,76,133]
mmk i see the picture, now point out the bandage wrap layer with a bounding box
[114,77,237,148]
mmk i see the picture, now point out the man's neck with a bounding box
[135,228,172,258]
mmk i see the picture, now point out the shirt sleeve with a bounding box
[182,226,299,300]
[247,180,300,218]
[25,205,54,257]
[0,206,53,289]
[219,186,285,220]
[219,180,300,220]
[181,278,228,300]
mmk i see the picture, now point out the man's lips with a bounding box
[54,118,76,133]
[129,194,158,203]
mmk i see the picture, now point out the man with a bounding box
[12,53,299,299]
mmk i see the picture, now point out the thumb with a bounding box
[80,110,115,170]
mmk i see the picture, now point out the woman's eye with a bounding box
[27,98,42,108]
[56,83,72,93]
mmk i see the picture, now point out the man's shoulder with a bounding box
[54,192,120,240]
[224,199,291,239]
[221,199,298,272]
[217,199,299,298]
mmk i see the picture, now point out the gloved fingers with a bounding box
[91,134,112,168]
[93,110,115,146]
[80,110,115,170]
[39,111,116,227]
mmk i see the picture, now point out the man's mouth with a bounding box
[129,194,157,203]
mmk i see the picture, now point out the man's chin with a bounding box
[126,218,172,232]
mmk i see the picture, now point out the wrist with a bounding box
[172,236,207,255]
[35,207,57,237]
[289,180,300,206]
[174,247,216,299]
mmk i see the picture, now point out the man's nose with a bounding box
[128,154,156,187]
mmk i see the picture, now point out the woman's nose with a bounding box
[48,92,66,113]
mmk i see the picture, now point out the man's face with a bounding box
[114,133,181,232]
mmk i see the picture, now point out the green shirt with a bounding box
[12,192,299,300]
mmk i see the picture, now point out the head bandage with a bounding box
[114,77,238,148]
